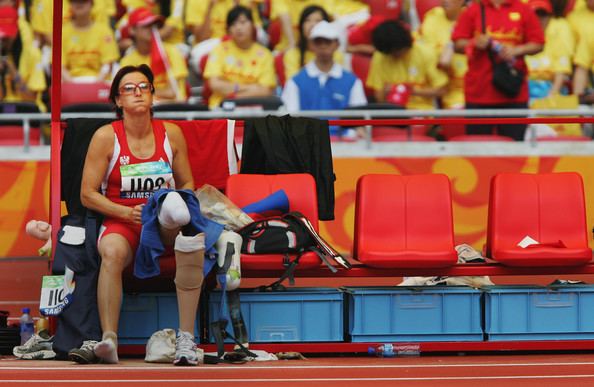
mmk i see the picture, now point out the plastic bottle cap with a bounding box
[22,307,30,314]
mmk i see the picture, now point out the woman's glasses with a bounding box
[119,82,154,95]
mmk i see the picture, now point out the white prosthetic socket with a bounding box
[215,230,242,291]
[158,192,191,230]
[174,233,205,291]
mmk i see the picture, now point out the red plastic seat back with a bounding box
[487,172,589,257]
[61,81,110,105]
[354,174,455,260]
[226,173,319,231]
[274,52,286,86]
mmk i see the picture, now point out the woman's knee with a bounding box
[99,235,133,270]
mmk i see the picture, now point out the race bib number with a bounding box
[39,269,76,316]
[120,161,173,199]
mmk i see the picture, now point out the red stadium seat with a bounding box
[371,126,434,141]
[61,81,111,105]
[353,174,458,268]
[449,134,514,142]
[367,0,402,18]
[225,173,322,271]
[275,52,286,86]
[537,135,591,141]
[415,0,441,21]
[486,172,592,267]
[268,18,282,49]
[0,125,41,145]
[350,53,374,98]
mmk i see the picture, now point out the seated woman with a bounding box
[203,5,276,109]
[78,64,223,366]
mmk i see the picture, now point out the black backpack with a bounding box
[238,212,351,289]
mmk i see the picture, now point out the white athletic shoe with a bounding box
[173,330,198,366]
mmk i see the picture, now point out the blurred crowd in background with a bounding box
[0,0,592,123]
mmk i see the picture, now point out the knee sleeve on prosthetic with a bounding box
[215,230,242,291]
[174,232,205,291]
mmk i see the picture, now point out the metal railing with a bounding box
[1,107,593,152]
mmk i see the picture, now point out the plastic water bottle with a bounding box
[19,307,34,345]
[368,343,395,357]
[491,40,516,65]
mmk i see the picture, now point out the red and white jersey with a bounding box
[102,120,174,207]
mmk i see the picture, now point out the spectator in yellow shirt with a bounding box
[186,0,263,44]
[419,0,467,108]
[526,0,574,98]
[62,0,119,82]
[203,5,276,109]
[0,5,47,111]
[120,7,189,102]
[367,20,448,109]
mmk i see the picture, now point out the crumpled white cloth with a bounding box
[145,329,204,364]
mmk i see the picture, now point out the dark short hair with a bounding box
[371,20,413,55]
[226,5,253,29]
[109,64,154,118]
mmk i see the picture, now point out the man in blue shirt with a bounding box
[281,20,367,137]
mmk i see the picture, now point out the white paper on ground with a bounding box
[518,235,539,248]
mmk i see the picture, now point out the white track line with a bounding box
[4,361,594,371]
[4,375,594,383]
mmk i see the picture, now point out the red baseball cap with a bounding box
[529,0,553,14]
[0,6,18,39]
[128,7,164,28]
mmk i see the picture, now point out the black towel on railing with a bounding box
[240,115,336,220]
[61,118,113,216]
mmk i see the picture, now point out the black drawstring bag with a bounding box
[481,2,524,98]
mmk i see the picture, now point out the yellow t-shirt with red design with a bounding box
[185,0,263,41]
[119,44,189,101]
[203,40,276,108]
[366,43,449,109]
[526,17,574,80]
[62,21,120,78]
[419,6,467,108]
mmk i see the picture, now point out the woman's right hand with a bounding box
[128,204,144,224]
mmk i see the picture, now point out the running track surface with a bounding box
[3,354,594,386]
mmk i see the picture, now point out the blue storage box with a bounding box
[119,293,201,344]
[484,285,594,341]
[208,288,343,343]
[344,286,483,342]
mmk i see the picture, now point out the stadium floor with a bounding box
[3,353,594,385]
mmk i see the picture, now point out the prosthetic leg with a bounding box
[215,230,242,291]
[173,232,205,366]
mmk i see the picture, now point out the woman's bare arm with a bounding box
[80,125,140,223]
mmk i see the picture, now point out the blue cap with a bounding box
[22,307,30,314]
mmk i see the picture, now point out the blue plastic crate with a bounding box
[484,285,594,341]
[118,293,201,344]
[208,288,343,343]
[344,286,483,342]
